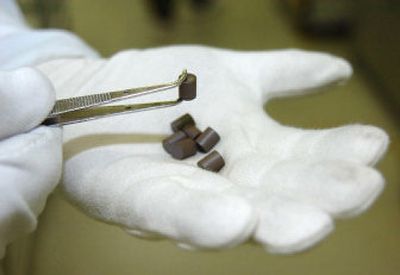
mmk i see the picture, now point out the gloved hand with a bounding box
[37,46,388,253]
[0,68,62,258]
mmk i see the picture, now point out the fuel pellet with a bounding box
[162,131,187,154]
[179,73,197,101]
[197,150,225,172]
[167,138,197,160]
[182,125,202,139]
[195,127,220,152]
[171,113,195,132]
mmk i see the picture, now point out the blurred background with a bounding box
[5,0,400,274]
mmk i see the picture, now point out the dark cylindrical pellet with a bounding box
[179,73,197,101]
[195,127,220,152]
[197,150,225,172]
[162,131,187,154]
[167,138,197,160]
[182,125,202,140]
[171,113,195,132]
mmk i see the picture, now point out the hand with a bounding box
[37,46,388,253]
[0,68,62,258]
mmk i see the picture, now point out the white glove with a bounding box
[37,46,388,253]
[0,68,62,258]
[0,0,98,70]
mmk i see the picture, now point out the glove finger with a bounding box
[63,150,256,249]
[287,124,389,166]
[0,0,28,32]
[222,49,352,101]
[0,67,55,140]
[0,126,62,213]
[260,159,384,217]
[0,126,62,257]
[0,30,99,70]
[253,196,333,254]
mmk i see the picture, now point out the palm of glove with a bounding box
[38,46,388,253]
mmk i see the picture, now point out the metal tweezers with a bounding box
[42,70,192,126]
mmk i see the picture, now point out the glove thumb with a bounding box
[0,67,55,140]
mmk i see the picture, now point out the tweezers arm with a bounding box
[43,100,181,126]
[49,84,174,116]
[50,92,113,116]
[49,70,187,116]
